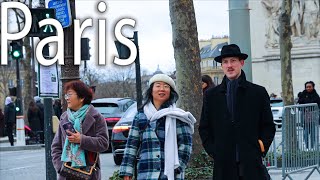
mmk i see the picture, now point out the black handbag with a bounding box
[60,153,99,180]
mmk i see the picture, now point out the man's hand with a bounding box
[66,130,81,144]
[123,176,132,180]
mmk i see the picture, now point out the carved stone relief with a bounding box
[261,0,320,48]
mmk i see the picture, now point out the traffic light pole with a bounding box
[61,0,80,111]
[37,1,57,180]
[15,55,23,116]
[133,32,142,108]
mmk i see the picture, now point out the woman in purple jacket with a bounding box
[51,80,109,180]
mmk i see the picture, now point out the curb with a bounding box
[0,144,44,151]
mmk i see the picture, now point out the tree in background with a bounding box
[279,0,297,153]
[91,65,138,99]
[3,0,36,119]
[169,0,203,168]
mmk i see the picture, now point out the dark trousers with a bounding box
[6,122,14,146]
[236,162,244,180]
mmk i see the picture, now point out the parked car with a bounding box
[270,98,283,128]
[111,102,137,165]
[91,98,135,151]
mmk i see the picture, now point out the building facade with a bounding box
[199,38,228,85]
[250,0,320,97]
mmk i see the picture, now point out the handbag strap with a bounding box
[92,153,99,168]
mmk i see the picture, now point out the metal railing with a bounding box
[263,138,279,170]
[282,103,320,180]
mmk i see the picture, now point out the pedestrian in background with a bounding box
[34,96,44,142]
[4,97,16,146]
[297,81,320,108]
[199,44,276,180]
[119,74,196,180]
[202,74,215,93]
[27,100,42,132]
[53,99,62,119]
[34,96,44,129]
[0,108,5,137]
[297,81,320,149]
[51,80,109,180]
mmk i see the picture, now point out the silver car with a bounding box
[270,98,283,128]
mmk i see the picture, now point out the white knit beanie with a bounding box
[149,74,176,91]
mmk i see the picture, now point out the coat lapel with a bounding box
[81,105,97,134]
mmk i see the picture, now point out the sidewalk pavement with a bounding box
[0,136,43,151]
[1,137,319,179]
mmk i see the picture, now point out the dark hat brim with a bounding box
[214,53,248,63]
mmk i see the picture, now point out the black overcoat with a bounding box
[199,71,276,180]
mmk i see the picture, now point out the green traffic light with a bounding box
[12,50,21,58]
[43,13,54,33]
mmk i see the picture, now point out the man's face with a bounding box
[221,57,244,80]
[305,83,314,93]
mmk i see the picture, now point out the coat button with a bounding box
[157,155,160,158]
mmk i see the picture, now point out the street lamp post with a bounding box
[60,0,80,111]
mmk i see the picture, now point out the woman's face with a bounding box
[202,82,208,89]
[152,81,171,105]
[65,89,84,111]
[305,83,314,93]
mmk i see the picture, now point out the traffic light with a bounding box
[114,40,131,59]
[9,87,17,96]
[10,40,23,60]
[81,38,91,60]
[28,8,56,37]
[15,98,23,114]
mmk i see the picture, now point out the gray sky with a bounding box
[75,0,229,74]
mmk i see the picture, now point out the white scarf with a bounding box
[5,97,12,106]
[143,102,196,180]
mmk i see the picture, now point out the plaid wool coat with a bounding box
[119,111,193,180]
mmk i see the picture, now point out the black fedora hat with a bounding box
[214,44,248,63]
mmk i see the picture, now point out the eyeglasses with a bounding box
[64,93,77,99]
[154,84,170,90]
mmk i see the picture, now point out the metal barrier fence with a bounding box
[263,137,279,170]
[282,103,320,179]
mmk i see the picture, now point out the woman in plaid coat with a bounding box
[119,74,196,180]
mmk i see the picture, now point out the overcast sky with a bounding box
[74,0,229,74]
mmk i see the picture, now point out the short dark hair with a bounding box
[64,80,93,105]
[139,82,179,110]
[305,81,315,88]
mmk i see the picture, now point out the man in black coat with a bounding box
[199,44,276,180]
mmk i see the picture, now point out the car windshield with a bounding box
[92,103,119,114]
[122,103,137,118]
[270,99,283,107]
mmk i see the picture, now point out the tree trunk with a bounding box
[169,0,203,166]
[279,0,297,152]
[280,0,294,106]
[21,37,33,125]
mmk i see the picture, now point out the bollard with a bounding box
[16,115,26,146]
